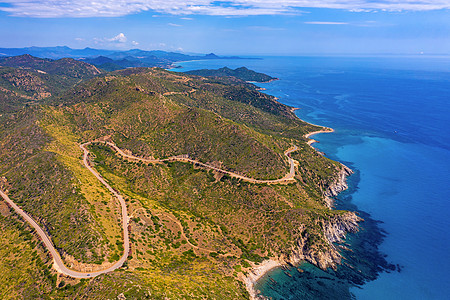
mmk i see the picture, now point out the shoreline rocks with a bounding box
[324,164,353,208]
[245,161,360,299]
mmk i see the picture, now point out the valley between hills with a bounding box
[0,55,359,299]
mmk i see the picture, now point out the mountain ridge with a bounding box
[0,46,249,70]
[185,66,278,83]
[0,59,357,299]
[0,54,103,112]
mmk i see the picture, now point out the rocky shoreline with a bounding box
[245,211,361,299]
[245,129,361,300]
[324,164,354,208]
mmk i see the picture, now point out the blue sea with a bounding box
[174,56,450,299]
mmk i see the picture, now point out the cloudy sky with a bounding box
[0,0,449,55]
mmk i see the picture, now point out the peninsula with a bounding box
[0,55,358,299]
[184,66,278,83]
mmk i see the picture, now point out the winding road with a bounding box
[0,144,130,279]
[100,141,298,184]
[0,140,299,279]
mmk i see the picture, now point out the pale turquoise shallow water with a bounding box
[174,56,450,299]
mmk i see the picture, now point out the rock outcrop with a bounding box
[280,211,361,270]
[272,164,360,270]
[323,212,361,244]
[324,164,353,208]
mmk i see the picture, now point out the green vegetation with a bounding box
[185,66,277,82]
[0,205,55,299]
[0,54,103,112]
[0,205,248,299]
[0,54,102,78]
[0,109,110,264]
[0,59,353,299]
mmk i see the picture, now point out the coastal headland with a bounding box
[244,125,359,299]
[304,126,335,146]
[0,60,360,299]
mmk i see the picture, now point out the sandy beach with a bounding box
[290,107,334,143]
[304,128,334,146]
[244,259,282,300]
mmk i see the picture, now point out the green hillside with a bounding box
[0,54,103,78]
[0,55,103,112]
[0,62,356,299]
[185,66,278,82]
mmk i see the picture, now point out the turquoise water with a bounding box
[338,137,450,299]
[174,56,450,299]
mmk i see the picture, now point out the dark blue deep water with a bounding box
[174,56,450,299]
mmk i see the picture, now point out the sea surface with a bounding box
[174,56,450,299]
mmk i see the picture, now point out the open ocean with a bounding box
[174,56,450,299]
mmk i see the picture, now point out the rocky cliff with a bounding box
[280,211,361,271]
[273,163,359,270]
[323,164,353,208]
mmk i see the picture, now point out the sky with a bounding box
[0,1,449,55]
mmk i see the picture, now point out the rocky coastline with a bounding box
[245,210,361,299]
[245,129,361,300]
[324,164,354,208]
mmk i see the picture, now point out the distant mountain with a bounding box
[81,49,245,70]
[80,55,114,65]
[204,53,220,59]
[0,46,247,71]
[185,66,278,83]
[103,49,241,61]
[80,53,170,70]
[0,46,115,59]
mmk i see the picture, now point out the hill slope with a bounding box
[0,55,103,112]
[185,66,277,82]
[0,65,358,299]
[0,54,102,78]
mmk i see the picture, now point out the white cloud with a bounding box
[304,21,349,25]
[0,1,449,18]
[168,23,182,26]
[107,33,127,43]
[132,40,139,46]
[247,26,287,30]
[92,33,129,48]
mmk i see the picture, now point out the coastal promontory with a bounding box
[0,56,357,299]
